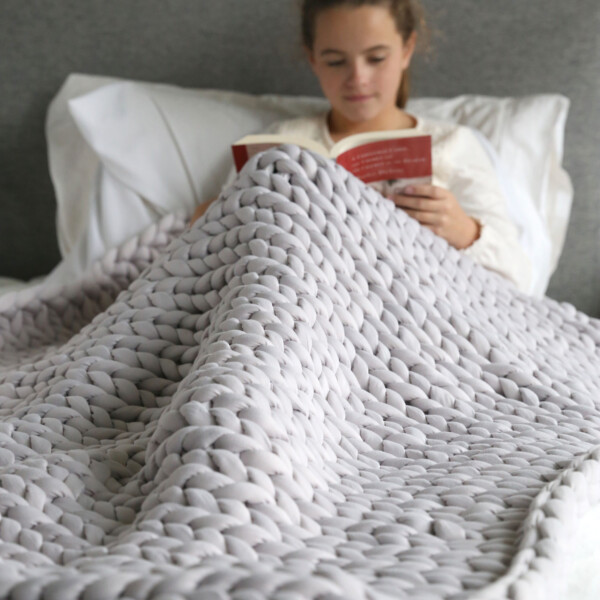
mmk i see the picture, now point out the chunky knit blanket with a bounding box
[0,146,599,600]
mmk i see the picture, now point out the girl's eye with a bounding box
[324,55,385,67]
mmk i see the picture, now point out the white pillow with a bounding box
[46,73,127,258]
[46,74,572,296]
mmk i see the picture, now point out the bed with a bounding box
[1,1,600,599]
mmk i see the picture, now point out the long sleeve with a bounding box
[431,123,533,293]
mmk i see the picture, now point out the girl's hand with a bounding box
[391,184,480,250]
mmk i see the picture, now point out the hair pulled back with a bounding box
[301,0,426,108]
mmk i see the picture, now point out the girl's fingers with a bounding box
[402,208,440,226]
[402,184,445,199]
[393,194,444,212]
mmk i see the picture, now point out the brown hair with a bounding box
[301,0,427,108]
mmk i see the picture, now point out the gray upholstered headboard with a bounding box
[2,0,599,315]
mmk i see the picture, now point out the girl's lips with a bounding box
[345,94,373,102]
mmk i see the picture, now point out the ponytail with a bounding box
[397,67,410,108]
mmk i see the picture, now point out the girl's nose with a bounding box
[348,60,368,85]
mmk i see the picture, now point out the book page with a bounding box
[335,136,432,193]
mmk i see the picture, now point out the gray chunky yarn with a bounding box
[0,145,599,600]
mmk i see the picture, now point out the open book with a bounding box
[232,129,432,195]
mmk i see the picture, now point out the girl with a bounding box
[193,0,532,292]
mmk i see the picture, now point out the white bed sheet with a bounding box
[564,503,600,598]
[0,276,43,296]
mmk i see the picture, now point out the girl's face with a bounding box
[307,5,415,128]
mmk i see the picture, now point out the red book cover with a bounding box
[335,135,432,186]
[231,144,250,172]
[232,142,281,172]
